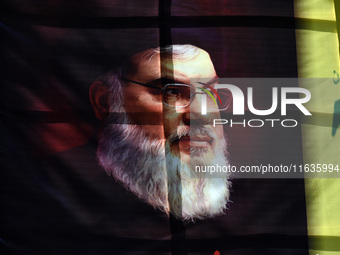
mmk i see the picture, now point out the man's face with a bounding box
[122,49,224,163]
[95,47,230,221]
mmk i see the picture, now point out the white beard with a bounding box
[97,104,231,221]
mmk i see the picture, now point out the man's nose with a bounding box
[190,92,204,113]
[182,94,212,126]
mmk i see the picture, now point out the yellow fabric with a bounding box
[295,0,340,254]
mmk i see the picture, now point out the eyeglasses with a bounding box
[122,78,232,111]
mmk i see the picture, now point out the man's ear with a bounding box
[89,81,110,120]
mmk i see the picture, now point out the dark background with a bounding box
[2,1,309,254]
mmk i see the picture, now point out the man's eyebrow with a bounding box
[204,77,219,85]
[146,78,185,86]
[147,76,219,86]
[196,76,219,87]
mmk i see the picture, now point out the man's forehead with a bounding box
[127,49,216,83]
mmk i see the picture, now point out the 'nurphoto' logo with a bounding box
[197,83,311,128]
